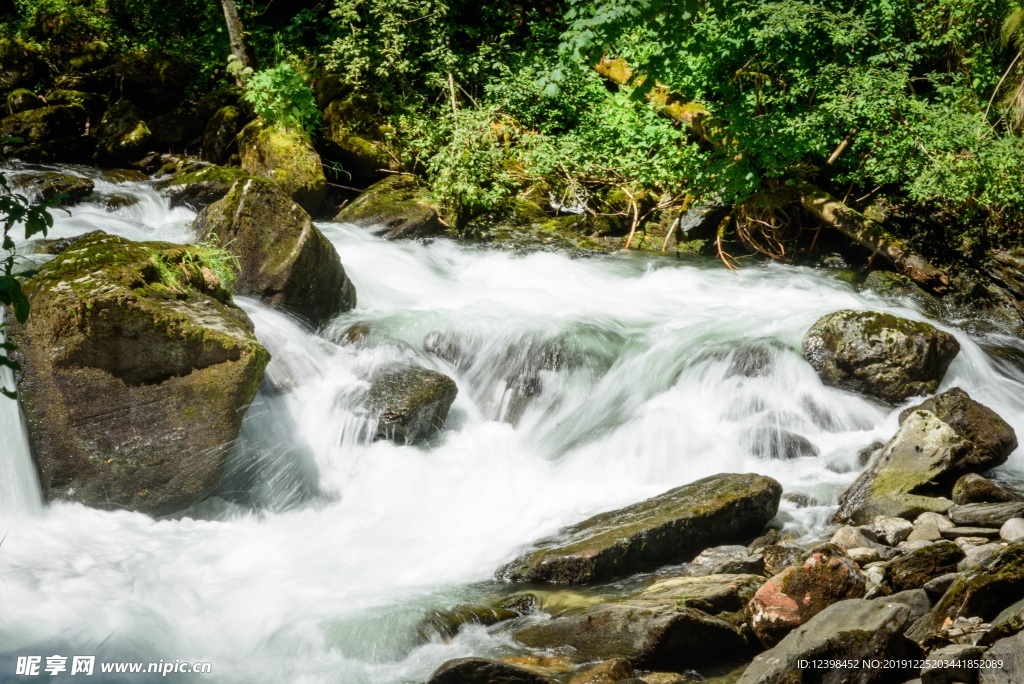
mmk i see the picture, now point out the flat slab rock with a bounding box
[498,473,782,585]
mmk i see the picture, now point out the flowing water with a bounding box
[2,164,1024,682]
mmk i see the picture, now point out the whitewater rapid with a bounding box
[1,165,1023,682]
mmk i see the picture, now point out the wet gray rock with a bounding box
[11,171,93,207]
[193,177,356,325]
[876,515,915,546]
[334,175,442,239]
[499,473,782,585]
[920,643,984,684]
[950,503,1024,528]
[363,365,458,445]
[923,573,959,600]
[979,631,1024,683]
[952,474,1023,505]
[426,658,554,684]
[802,310,959,404]
[910,513,956,543]
[835,389,1014,525]
[682,545,765,577]
[742,426,819,460]
[978,597,1024,646]
[737,599,918,684]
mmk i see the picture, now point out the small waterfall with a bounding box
[0,311,43,515]
[1,164,1023,683]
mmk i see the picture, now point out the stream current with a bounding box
[1,165,1024,682]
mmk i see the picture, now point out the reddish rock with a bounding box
[748,543,866,647]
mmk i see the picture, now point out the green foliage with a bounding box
[243,63,320,133]
[0,172,54,398]
[150,239,240,293]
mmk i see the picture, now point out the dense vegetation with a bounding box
[4,0,1024,261]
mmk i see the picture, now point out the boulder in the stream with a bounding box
[155,165,249,210]
[238,119,326,214]
[334,175,441,239]
[513,574,760,671]
[11,171,94,207]
[835,388,1016,525]
[0,104,91,162]
[748,543,867,647]
[499,473,782,585]
[363,364,458,445]
[426,658,554,684]
[193,177,356,326]
[737,599,919,684]
[802,310,959,404]
[94,100,152,165]
[8,232,270,515]
[953,474,1024,505]
[905,541,1024,646]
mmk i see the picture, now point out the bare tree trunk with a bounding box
[220,0,253,86]
[796,183,952,294]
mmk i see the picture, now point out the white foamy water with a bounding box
[2,165,1024,682]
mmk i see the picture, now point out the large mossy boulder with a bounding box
[514,574,760,671]
[334,175,442,239]
[95,100,151,165]
[737,599,918,684]
[363,364,458,445]
[11,171,94,207]
[905,541,1024,646]
[319,98,398,183]
[802,310,960,404]
[835,388,1017,525]
[499,473,783,585]
[6,88,43,115]
[748,544,867,647]
[8,232,270,515]
[193,177,356,326]
[238,119,326,215]
[0,36,42,91]
[0,104,91,162]
[201,105,243,164]
[155,165,249,210]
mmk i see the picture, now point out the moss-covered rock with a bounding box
[201,105,243,165]
[0,104,92,162]
[6,88,43,116]
[7,232,269,516]
[905,541,1024,646]
[802,310,960,404]
[11,171,94,207]
[737,599,918,684]
[464,198,607,255]
[45,89,108,118]
[418,603,521,641]
[748,544,867,647]
[499,473,782,585]
[513,575,760,671]
[0,36,42,91]
[238,119,326,215]
[835,388,1013,525]
[953,474,1024,505]
[334,175,441,239]
[148,112,204,149]
[889,541,965,593]
[155,164,249,210]
[193,177,355,325]
[363,364,458,445]
[318,98,399,183]
[95,100,151,165]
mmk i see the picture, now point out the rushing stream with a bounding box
[2,164,1024,682]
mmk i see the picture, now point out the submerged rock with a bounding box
[8,232,269,515]
[194,177,356,325]
[802,310,959,404]
[238,119,326,215]
[748,544,867,647]
[11,171,94,206]
[835,388,1015,525]
[363,364,458,445]
[737,599,918,684]
[499,473,782,585]
[334,175,441,239]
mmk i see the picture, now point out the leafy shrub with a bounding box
[242,63,320,133]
